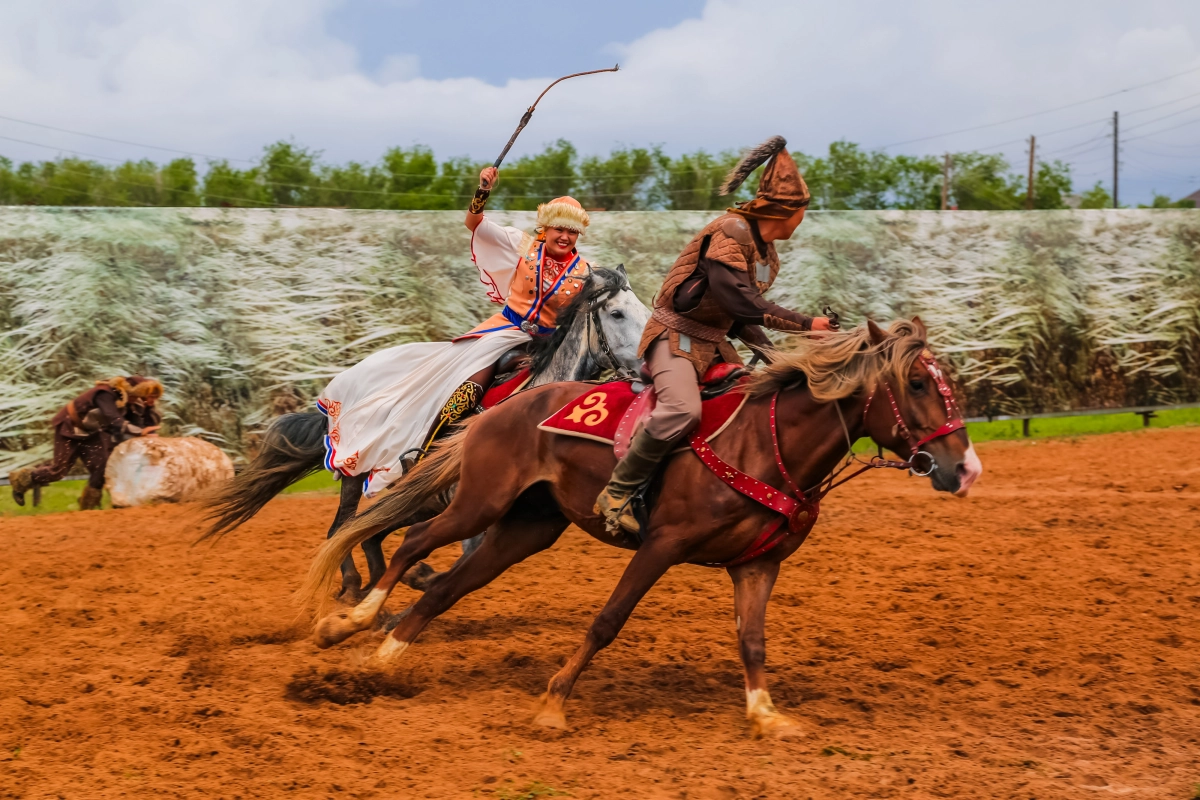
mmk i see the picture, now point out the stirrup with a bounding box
[415,381,483,463]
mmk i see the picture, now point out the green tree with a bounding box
[259,140,319,206]
[202,161,268,207]
[1138,193,1196,209]
[891,154,944,209]
[949,152,1023,210]
[378,146,440,209]
[796,140,898,210]
[1078,181,1113,209]
[1031,160,1072,210]
[576,146,658,210]
[494,139,577,211]
[652,149,747,211]
[161,158,199,206]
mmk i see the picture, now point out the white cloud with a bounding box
[1,0,1199,199]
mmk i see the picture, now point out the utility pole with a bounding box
[1112,111,1119,208]
[1026,135,1036,210]
[941,153,951,210]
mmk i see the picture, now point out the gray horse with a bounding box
[201,266,649,599]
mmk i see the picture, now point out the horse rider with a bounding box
[317,166,594,498]
[8,376,164,510]
[595,136,836,534]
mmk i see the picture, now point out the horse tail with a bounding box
[199,411,329,540]
[296,419,472,610]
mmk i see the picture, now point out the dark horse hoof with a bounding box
[399,561,437,592]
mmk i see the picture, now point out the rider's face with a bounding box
[543,226,579,258]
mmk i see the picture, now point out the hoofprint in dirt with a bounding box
[0,430,1196,799]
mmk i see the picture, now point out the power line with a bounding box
[875,63,1200,149]
[0,113,251,163]
[1125,113,1200,142]
[1121,101,1200,134]
[1123,88,1200,117]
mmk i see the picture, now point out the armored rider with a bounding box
[9,376,164,510]
[595,136,835,533]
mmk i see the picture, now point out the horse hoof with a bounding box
[532,693,569,730]
[372,635,410,664]
[313,612,358,649]
[750,712,804,740]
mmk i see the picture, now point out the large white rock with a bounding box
[105,437,234,507]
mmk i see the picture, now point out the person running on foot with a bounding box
[595,136,835,534]
[9,376,164,510]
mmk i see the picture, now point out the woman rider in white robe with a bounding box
[318,167,594,498]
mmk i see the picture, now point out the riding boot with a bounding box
[417,381,484,461]
[79,486,104,511]
[594,429,676,535]
[8,467,34,507]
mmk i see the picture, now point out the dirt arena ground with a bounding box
[2,428,1198,799]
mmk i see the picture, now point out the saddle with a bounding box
[538,362,752,458]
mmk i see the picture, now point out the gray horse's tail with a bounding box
[199,411,328,540]
[297,419,471,609]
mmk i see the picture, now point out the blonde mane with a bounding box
[748,320,929,401]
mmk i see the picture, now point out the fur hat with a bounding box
[127,376,164,400]
[721,136,810,220]
[536,196,590,234]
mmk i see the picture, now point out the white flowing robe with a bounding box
[317,219,531,497]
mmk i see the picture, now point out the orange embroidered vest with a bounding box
[458,238,591,339]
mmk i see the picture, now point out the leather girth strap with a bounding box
[689,392,819,568]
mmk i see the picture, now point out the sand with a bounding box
[2,428,1197,799]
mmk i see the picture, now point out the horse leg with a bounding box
[330,475,366,602]
[533,538,677,730]
[313,496,507,649]
[375,505,569,662]
[728,559,801,739]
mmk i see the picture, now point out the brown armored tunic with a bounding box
[637,213,811,376]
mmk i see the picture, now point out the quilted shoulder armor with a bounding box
[704,216,753,273]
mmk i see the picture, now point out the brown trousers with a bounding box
[643,334,703,442]
[30,432,112,490]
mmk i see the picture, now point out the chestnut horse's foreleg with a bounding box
[533,538,678,730]
[313,499,504,649]
[375,508,569,662]
[728,559,802,739]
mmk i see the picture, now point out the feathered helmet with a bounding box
[720,136,810,220]
[535,196,590,235]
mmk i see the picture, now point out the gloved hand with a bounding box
[810,317,834,332]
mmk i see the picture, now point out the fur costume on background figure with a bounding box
[7,375,165,508]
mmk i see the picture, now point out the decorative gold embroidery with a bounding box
[564,392,610,426]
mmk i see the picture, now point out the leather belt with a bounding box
[651,307,728,343]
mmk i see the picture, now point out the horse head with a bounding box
[527,265,650,385]
[861,317,982,497]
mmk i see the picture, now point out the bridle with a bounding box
[821,348,965,494]
[584,286,639,382]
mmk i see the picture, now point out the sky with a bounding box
[1,0,1199,205]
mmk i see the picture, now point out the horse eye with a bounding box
[610,309,625,320]
[909,378,925,392]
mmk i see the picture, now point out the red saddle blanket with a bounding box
[538,379,750,454]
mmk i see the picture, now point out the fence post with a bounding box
[1139,411,1156,427]
[1022,418,1031,437]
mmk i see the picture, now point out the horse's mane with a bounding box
[528,267,628,375]
[748,320,928,401]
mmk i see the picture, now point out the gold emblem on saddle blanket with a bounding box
[564,392,610,426]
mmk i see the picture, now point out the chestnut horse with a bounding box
[299,319,982,738]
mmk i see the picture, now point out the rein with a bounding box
[691,348,965,568]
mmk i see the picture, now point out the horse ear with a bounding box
[866,319,888,345]
[910,316,927,340]
[615,263,627,276]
